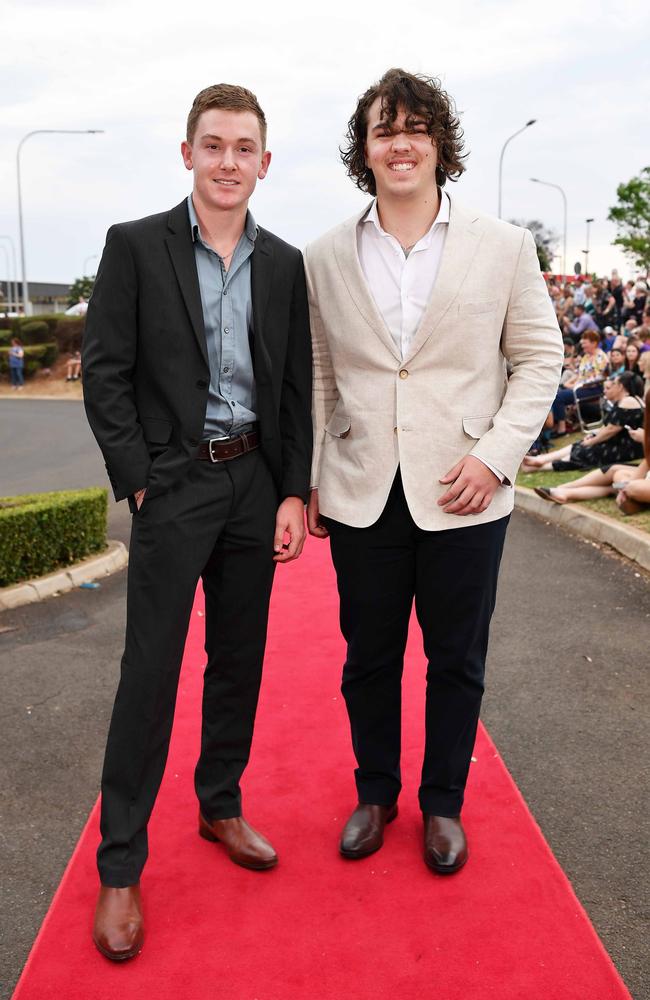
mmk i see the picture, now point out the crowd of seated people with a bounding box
[531,390,650,516]
[522,272,650,515]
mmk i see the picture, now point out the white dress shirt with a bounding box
[356,192,505,484]
[357,193,450,360]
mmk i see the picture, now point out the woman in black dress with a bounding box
[522,372,644,472]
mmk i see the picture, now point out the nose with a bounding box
[219,147,236,170]
[391,130,411,151]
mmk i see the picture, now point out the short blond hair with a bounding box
[186,84,267,149]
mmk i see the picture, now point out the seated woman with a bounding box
[533,391,650,514]
[624,339,642,375]
[550,330,609,436]
[608,345,626,377]
[522,372,644,472]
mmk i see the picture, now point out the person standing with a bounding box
[8,337,24,389]
[305,69,562,874]
[83,83,312,960]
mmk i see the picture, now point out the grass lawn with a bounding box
[516,435,650,535]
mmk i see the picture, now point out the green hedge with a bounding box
[0,488,107,586]
[0,315,84,352]
[15,320,51,344]
[0,343,59,378]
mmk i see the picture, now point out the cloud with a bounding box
[1,0,648,281]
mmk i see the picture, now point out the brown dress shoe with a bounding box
[423,814,468,874]
[92,884,144,961]
[198,813,278,870]
[339,802,398,859]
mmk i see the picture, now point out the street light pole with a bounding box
[498,120,537,219]
[83,254,99,276]
[584,218,594,276]
[17,129,104,316]
[0,234,19,314]
[0,246,9,314]
[530,177,568,279]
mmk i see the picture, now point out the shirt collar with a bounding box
[187,194,257,247]
[361,189,450,247]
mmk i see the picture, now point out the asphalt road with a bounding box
[1,400,648,1000]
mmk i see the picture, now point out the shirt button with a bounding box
[223,289,228,296]
[224,327,230,334]
[399,369,409,379]
[223,367,229,373]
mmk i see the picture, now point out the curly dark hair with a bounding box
[340,68,467,196]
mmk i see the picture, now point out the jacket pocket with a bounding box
[324,412,351,439]
[462,414,495,439]
[140,417,173,444]
[459,300,498,316]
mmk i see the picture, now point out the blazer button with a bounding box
[399,369,409,379]
[196,379,208,389]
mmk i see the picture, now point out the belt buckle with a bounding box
[208,435,230,463]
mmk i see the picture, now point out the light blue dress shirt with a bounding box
[187,195,258,440]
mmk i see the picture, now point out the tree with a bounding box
[608,166,650,274]
[509,218,558,272]
[67,275,95,309]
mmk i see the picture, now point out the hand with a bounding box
[438,455,500,516]
[307,488,329,538]
[273,496,307,563]
[627,426,644,443]
[134,487,147,510]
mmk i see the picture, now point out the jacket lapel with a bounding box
[165,200,209,369]
[251,228,274,385]
[404,196,483,362]
[333,207,402,362]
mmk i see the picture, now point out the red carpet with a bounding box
[12,539,630,999]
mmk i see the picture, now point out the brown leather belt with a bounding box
[197,429,260,463]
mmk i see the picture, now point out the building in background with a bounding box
[0,280,70,317]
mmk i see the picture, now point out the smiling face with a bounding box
[364,97,438,203]
[181,108,271,215]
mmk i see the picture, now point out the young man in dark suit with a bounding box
[83,84,312,960]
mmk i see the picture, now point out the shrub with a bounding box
[52,316,84,353]
[0,487,108,587]
[15,320,51,345]
[0,343,59,377]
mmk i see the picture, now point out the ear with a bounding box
[181,140,193,172]
[258,149,272,180]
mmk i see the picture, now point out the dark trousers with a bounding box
[98,449,277,887]
[324,471,509,817]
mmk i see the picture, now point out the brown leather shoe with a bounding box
[339,802,398,859]
[92,884,144,961]
[423,814,468,874]
[198,812,278,870]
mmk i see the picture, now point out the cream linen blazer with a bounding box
[305,196,564,531]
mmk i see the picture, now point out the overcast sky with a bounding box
[1,0,648,286]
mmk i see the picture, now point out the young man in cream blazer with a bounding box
[305,69,562,873]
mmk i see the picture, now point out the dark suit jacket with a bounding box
[83,199,312,504]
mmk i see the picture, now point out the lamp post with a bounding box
[0,246,9,314]
[530,177,568,279]
[497,120,537,219]
[83,253,99,276]
[583,218,594,276]
[0,235,19,314]
[17,129,104,316]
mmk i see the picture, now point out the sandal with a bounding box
[617,492,644,516]
[533,487,565,505]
